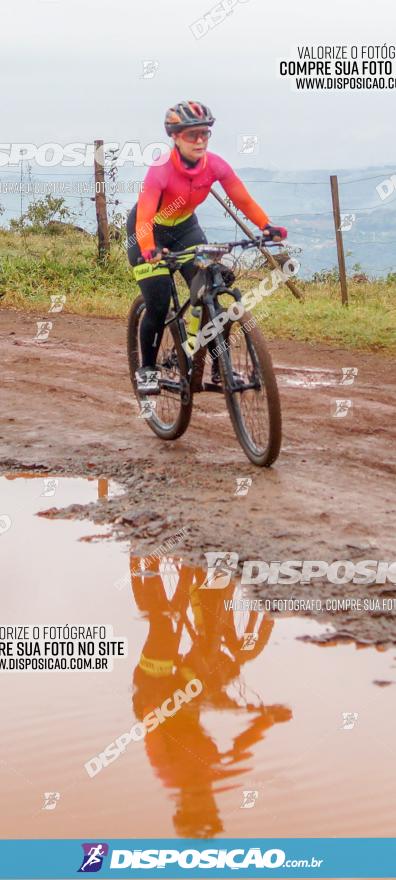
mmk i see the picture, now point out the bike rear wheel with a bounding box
[218,309,282,466]
[127,295,193,440]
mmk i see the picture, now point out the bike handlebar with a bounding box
[136,237,287,265]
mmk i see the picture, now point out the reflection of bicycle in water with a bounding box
[129,556,291,837]
[80,845,106,872]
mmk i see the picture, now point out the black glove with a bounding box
[261,224,288,242]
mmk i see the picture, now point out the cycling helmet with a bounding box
[165,101,215,135]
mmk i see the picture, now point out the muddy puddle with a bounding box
[0,474,395,840]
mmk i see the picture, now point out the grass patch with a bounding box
[0,229,134,317]
[247,280,396,353]
[1,230,395,352]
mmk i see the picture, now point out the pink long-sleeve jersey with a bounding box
[136,147,270,253]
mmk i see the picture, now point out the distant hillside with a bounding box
[200,165,396,278]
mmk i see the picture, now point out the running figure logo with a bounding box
[40,478,59,498]
[331,399,352,418]
[340,367,358,386]
[42,791,60,810]
[238,135,259,155]
[34,321,53,342]
[341,712,358,730]
[49,294,66,313]
[78,843,109,873]
[234,477,252,496]
[240,789,259,809]
[141,60,159,79]
[138,398,157,419]
[200,552,239,589]
[338,213,356,232]
[241,632,259,651]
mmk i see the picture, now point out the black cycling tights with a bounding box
[139,270,200,367]
[139,277,170,367]
[127,207,207,368]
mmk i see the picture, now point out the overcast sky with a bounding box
[2,0,396,169]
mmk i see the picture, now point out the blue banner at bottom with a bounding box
[0,838,395,879]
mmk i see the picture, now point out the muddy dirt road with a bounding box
[1,308,396,643]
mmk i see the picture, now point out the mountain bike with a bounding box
[127,238,287,467]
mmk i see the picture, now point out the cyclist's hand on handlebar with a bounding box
[140,247,169,264]
[261,224,288,243]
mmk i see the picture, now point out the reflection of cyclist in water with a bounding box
[130,556,291,838]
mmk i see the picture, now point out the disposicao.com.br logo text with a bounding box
[107,846,323,870]
[200,553,396,587]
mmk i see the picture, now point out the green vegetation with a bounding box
[0,229,395,352]
[0,228,131,316]
[249,281,396,353]
[9,194,74,233]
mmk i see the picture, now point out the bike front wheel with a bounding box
[127,295,193,440]
[218,309,282,467]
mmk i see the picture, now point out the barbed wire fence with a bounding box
[0,150,395,302]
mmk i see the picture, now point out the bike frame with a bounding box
[130,238,284,465]
[146,234,294,399]
[161,261,257,397]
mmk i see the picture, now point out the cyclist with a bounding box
[129,555,291,836]
[127,101,287,394]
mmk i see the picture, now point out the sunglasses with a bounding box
[179,128,212,144]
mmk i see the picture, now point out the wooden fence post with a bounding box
[210,187,303,301]
[94,139,110,259]
[330,174,348,305]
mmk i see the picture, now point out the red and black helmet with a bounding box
[165,101,215,135]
